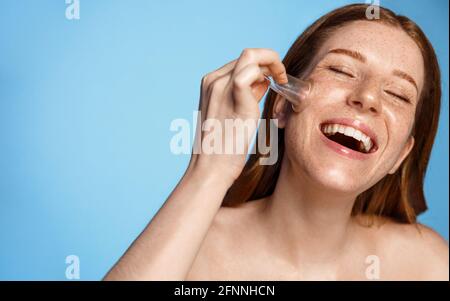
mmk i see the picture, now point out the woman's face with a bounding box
[282,20,425,194]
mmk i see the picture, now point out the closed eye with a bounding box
[386,91,411,103]
[328,66,355,78]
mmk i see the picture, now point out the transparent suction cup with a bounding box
[264,74,312,105]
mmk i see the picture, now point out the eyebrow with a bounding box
[392,70,418,93]
[328,48,366,63]
[327,48,419,93]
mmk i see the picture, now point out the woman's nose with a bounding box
[346,79,382,114]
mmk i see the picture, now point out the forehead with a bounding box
[316,20,425,90]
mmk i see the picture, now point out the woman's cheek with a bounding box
[307,70,355,104]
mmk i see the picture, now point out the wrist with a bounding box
[184,164,235,192]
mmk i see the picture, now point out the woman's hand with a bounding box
[103,48,287,281]
[187,48,288,184]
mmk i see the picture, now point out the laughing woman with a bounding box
[105,4,449,280]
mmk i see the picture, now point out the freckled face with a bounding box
[284,21,425,194]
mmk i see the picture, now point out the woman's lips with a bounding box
[318,125,374,161]
[321,117,378,148]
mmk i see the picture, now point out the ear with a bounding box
[388,136,415,174]
[272,95,290,128]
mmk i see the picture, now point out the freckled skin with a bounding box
[187,21,448,281]
[285,20,423,194]
[104,21,447,281]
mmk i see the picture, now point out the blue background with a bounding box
[0,0,448,280]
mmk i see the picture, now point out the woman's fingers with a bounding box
[232,63,269,114]
[199,48,287,119]
[202,59,237,89]
[199,60,237,113]
[233,48,287,85]
[200,60,237,98]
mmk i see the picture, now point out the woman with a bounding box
[105,4,448,280]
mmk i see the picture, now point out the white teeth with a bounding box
[362,135,370,144]
[344,127,355,137]
[332,124,339,134]
[364,139,373,152]
[354,130,362,141]
[321,123,374,153]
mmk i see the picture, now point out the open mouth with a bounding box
[320,123,378,154]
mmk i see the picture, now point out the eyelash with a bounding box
[385,91,411,103]
[327,66,411,103]
[328,66,355,78]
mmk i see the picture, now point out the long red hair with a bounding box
[222,4,441,224]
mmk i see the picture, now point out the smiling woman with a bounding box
[104,3,448,281]
[224,5,436,224]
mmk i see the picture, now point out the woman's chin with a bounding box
[308,167,369,195]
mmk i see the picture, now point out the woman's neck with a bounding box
[262,156,359,265]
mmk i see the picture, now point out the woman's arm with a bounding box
[103,48,288,280]
[103,168,232,280]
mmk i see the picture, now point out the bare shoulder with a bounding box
[363,216,449,280]
[406,223,449,280]
[185,200,266,280]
